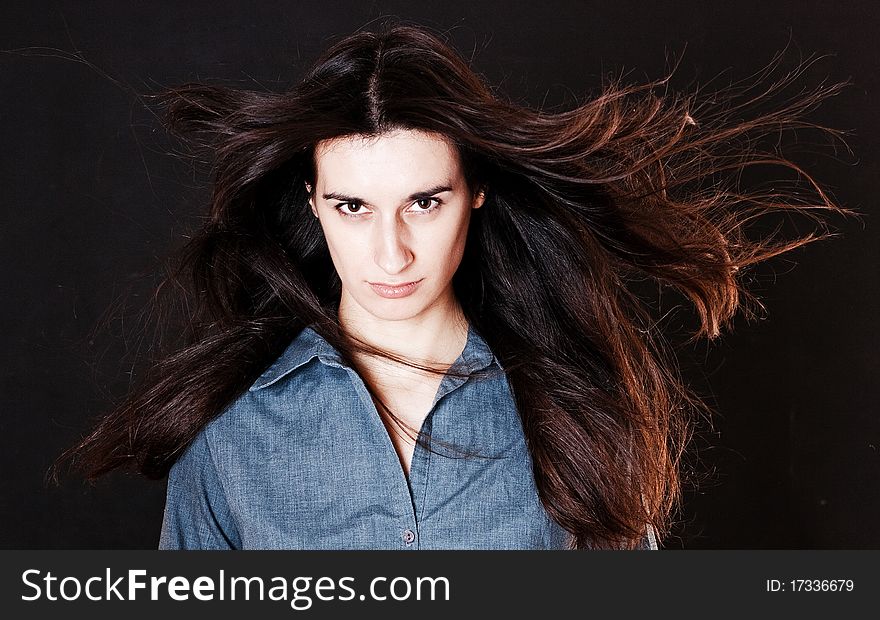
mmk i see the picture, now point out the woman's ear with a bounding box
[305,182,318,218]
[473,187,487,209]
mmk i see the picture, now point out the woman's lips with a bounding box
[368,279,423,299]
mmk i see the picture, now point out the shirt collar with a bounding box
[249,321,498,392]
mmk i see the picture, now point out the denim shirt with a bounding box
[159,323,658,550]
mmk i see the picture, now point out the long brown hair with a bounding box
[52,21,857,549]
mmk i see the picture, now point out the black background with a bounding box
[1,0,877,549]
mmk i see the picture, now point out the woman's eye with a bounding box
[336,203,367,216]
[411,198,441,212]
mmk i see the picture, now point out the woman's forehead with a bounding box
[313,129,464,191]
[315,129,458,164]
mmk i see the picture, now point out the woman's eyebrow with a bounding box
[322,183,454,204]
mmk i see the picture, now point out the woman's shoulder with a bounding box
[203,326,347,439]
[247,325,344,392]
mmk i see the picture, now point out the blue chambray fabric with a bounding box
[159,322,658,550]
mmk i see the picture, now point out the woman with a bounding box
[55,23,853,549]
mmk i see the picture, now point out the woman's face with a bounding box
[307,129,485,324]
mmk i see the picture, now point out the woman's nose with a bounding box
[373,216,414,275]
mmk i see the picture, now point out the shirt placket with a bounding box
[409,362,479,547]
[337,363,427,549]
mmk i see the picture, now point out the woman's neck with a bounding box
[337,287,469,370]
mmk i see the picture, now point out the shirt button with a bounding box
[402,529,416,544]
